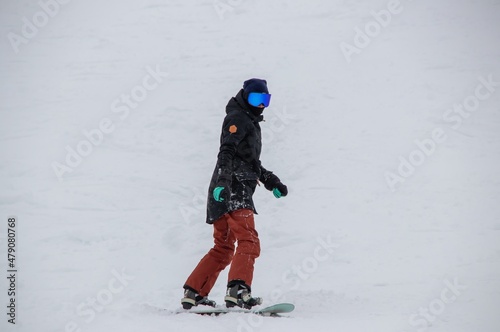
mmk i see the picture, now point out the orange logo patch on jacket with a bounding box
[229,125,237,134]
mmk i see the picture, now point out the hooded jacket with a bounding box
[206,89,279,224]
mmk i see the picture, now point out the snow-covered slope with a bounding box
[1,0,500,331]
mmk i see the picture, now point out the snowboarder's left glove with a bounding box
[272,182,288,198]
[259,167,287,198]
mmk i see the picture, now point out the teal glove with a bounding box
[213,186,226,202]
[272,183,288,198]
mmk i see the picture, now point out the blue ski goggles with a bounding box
[247,92,271,107]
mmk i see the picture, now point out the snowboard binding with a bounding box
[224,282,263,309]
[181,288,216,310]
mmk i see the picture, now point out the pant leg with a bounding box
[184,215,236,296]
[227,209,261,287]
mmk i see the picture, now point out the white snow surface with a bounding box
[1,0,500,331]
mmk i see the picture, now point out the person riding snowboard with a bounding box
[181,78,288,310]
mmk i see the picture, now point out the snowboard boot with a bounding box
[181,288,216,310]
[224,282,263,309]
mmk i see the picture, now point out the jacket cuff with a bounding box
[216,167,232,187]
[260,170,280,191]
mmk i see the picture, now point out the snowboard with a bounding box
[184,303,295,317]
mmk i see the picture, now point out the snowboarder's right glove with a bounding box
[214,167,231,202]
[213,186,227,202]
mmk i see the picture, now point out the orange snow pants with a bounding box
[184,209,260,296]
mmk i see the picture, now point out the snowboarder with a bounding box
[181,78,288,310]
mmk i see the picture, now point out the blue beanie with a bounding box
[243,78,269,96]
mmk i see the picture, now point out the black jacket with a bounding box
[206,90,280,224]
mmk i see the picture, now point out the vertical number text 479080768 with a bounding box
[7,217,17,325]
